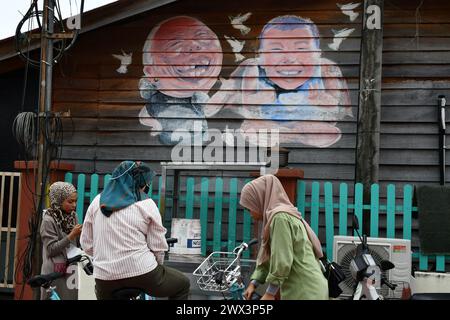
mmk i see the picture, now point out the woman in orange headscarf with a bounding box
[239,175,328,300]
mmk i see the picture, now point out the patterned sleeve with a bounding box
[40,216,71,258]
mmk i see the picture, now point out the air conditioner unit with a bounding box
[333,235,411,299]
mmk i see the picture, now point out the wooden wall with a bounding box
[52,0,450,190]
[380,0,450,186]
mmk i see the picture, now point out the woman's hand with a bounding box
[243,282,257,300]
[68,224,82,241]
[261,293,276,300]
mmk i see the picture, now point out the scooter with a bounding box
[350,215,398,300]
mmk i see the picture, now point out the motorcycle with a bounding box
[350,215,398,300]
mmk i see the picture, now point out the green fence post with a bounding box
[243,178,252,259]
[311,182,320,234]
[90,174,99,204]
[386,185,396,238]
[228,178,238,252]
[339,183,348,236]
[403,185,413,240]
[354,183,363,236]
[370,184,379,237]
[200,177,209,256]
[436,256,446,272]
[419,254,429,271]
[157,176,163,211]
[147,177,153,199]
[185,177,195,219]
[76,174,85,223]
[297,180,306,219]
[213,178,223,252]
[324,182,334,259]
[65,172,73,184]
[103,174,111,193]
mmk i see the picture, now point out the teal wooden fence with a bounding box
[65,173,449,271]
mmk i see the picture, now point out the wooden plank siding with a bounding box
[53,0,360,182]
[51,0,450,190]
[380,0,450,186]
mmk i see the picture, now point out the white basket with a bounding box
[193,251,241,292]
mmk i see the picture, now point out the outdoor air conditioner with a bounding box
[333,235,411,299]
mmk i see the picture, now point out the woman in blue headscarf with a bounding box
[99,160,154,217]
[81,161,190,300]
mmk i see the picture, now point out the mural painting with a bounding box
[136,6,354,148]
[138,16,223,145]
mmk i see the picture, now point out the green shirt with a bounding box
[251,212,329,300]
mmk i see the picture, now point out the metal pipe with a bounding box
[438,95,446,185]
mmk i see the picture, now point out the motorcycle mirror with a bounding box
[380,260,395,271]
[352,215,360,231]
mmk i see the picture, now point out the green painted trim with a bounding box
[228,178,238,252]
[419,254,429,271]
[324,182,334,259]
[200,177,209,256]
[436,256,446,272]
[103,174,111,191]
[157,176,163,209]
[386,185,396,238]
[90,174,99,203]
[370,184,379,237]
[213,178,223,252]
[243,178,253,259]
[354,183,363,236]
[339,183,348,236]
[185,177,195,219]
[297,181,306,219]
[76,174,85,223]
[65,172,73,184]
[311,182,320,234]
[403,185,413,240]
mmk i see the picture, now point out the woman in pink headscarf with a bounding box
[239,175,328,300]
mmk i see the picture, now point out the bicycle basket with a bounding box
[193,251,241,292]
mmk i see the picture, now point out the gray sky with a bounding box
[0,0,117,40]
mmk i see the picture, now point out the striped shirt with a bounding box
[80,194,168,280]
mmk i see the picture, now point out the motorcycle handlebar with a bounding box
[247,239,258,247]
[382,278,398,291]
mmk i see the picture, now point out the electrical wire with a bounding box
[12,0,83,299]
[12,110,65,299]
[14,0,85,68]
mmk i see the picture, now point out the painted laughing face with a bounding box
[143,16,223,98]
[258,26,320,90]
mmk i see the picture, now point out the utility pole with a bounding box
[34,0,54,300]
[355,0,384,236]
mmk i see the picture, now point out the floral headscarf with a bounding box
[46,182,77,234]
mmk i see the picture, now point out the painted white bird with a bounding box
[112,50,133,74]
[328,28,355,50]
[337,2,361,22]
[229,12,252,35]
[224,35,246,62]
